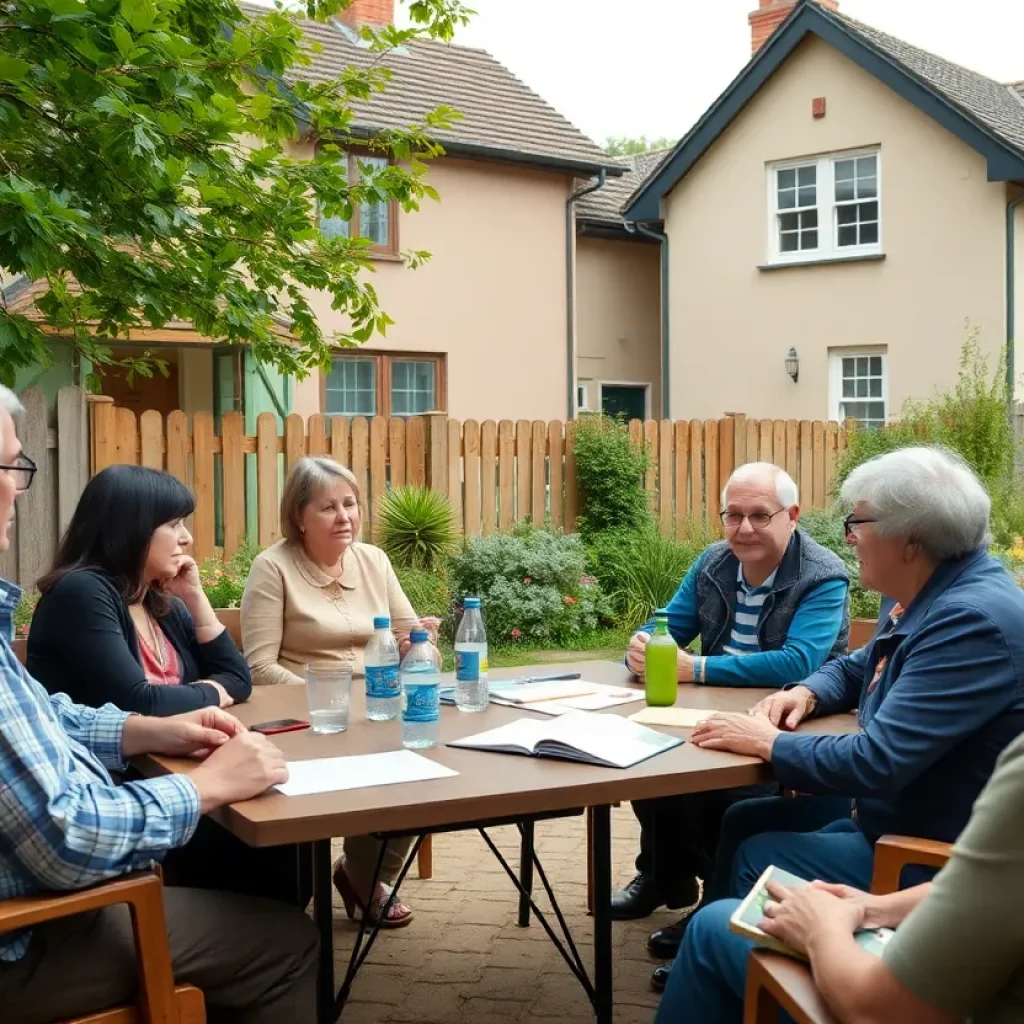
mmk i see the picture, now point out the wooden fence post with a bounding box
[424,412,448,497]
[56,385,88,538]
[88,394,116,473]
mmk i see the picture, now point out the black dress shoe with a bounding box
[647,907,698,959]
[609,873,698,922]
[651,963,671,993]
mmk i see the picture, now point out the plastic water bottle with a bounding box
[364,616,401,721]
[454,596,489,713]
[401,629,441,749]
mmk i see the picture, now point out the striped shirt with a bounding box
[722,564,778,657]
[0,579,201,962]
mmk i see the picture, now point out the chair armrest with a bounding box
[871,835,953,896]
[0,871,179,1024]
[744,950,839,1024]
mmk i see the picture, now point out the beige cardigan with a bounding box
[241,539,422,686]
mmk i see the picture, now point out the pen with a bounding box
[505,672,583,686]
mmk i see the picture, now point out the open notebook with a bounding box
[447,710,683,769]
[730,865,895,960]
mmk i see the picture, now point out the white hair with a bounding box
[0,386,22,417]
[722,462,799,508]
[840,446,990,561]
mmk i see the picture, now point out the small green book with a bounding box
[729,864,896,961]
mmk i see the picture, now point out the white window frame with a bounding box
[598,380,652,420]
[766,148,882,266]
[576,382,590,412]
[829,347,889,427]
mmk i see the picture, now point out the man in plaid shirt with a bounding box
[0,387,318,1022]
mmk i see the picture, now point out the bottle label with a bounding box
[455,650,489,681]
[366,665,400,699]
[403,683,439,723]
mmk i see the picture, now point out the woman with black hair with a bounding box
[28,464,251,714]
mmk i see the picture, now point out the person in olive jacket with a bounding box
[28,464,251,715]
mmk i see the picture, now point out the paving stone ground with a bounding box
[329,806,678,1023]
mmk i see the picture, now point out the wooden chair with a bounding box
[742,834,953,1024]
[0,871,204,1024]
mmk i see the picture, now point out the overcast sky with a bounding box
[391,0,1024,147]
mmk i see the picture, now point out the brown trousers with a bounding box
[342,833,416,894]
[0,887,318,1024]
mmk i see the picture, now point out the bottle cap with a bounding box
[464,597,481,609]
[410,629,429,643]
[373,616,391,630]
[654,608,669,618]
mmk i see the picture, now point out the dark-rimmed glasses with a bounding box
[0,454,37,492]
[720,508,788,530]
[843,513,878,538]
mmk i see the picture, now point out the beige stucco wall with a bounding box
[664,34,1012,422]
[290,148,571,422]
[576,236,662,418]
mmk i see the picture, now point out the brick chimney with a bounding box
[338,0,394,29]
[749,0,839,55]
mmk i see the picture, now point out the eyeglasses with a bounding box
[0,454,37,492]
[720,508,788,530]
[843,513,878,538]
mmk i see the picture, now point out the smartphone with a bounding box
[251,719,310,735]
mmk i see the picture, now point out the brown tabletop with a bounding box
[138,660,857,847]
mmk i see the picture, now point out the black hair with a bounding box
[38,465,196,616]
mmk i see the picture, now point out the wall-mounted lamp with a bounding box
[785,347,800,383]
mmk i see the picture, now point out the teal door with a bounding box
[601,384,647,421]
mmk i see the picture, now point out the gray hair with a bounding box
[722,462,799,508]
[840,446,990,561]
[280,456,361,544]
[0,385,23,417]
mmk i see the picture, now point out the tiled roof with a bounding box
[576,149,670,226]
[833,10,1024,154]
[240,4,618,175]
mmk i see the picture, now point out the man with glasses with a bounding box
[613,462,851,983]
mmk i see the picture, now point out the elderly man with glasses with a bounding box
[613,462,852,983]
[653,446,1024,1023]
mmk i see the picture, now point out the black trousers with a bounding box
[632,783,780,897]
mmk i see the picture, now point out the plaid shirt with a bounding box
[0,580,201,961]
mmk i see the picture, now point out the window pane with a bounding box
[326,358,376,416]
[778,168,796,190]
[869,378,882,397]
[835,178,855,202]
[856,357,868,375]
[837,205,857,225]
[842,358,854,376]
[861,222,879,244]
[862,201,878,221]
[797,165,816,187]
[858,175,877,198]
[834,159,855,181]
[857,155,877,177]
[778,187,796,210]
[798,186,816,206]
[843,378,855,397]
[869,356,882,375]
[779,212,798,232]
[319,212,350,240]
[780,232,799,252]
[838,225,858,247]
[802,229,818,249]
[390,359,436,416]
[803,208,818,229]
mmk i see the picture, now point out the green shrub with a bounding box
[395,564,452,619]
[376,485,459,570]
[199,539,261,609]
[798,509,881,620]
[445,525,613,645]
[13,588,38,638]
[571,415,650,539]
[587,519,716,631]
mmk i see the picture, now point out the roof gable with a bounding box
[625,0,1024,222]
[241,4,619,177]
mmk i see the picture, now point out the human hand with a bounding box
[122,707,245,759]
[749,685,817,730]
[807,881,898,930]
[163,556,203,602]
[189,731,289,813]
[420,616,441,646]
[207,680,235,709]
[690,711,780,760]
[626,632,650,677]
[759,881,864,956]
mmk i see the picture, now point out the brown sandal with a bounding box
[333,863,414,928]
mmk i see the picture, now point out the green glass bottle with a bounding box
[644,609,678,707]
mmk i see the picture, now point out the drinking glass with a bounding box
[305,663,352,734]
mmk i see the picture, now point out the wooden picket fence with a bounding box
[90,399,849,566]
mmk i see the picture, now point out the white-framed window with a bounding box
[768,149,881,264]
[577,382,590,412]
[829,348,888,428]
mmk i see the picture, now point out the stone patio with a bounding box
[330,806,675,1023]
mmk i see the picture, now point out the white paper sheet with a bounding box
[277,749,458,797]
[516,682,647,717]
[629,706,714,729]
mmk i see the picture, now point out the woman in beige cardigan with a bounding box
[241,456,440,928]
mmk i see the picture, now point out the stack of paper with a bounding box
[277,750,458,797]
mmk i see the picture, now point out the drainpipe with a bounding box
[566,170,608,419]
[1007,194,1024,407]
[626,221,670,420]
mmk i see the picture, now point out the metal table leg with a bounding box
[517,819,535,927]
[312,839,336,1024]
[591,805,613,1024]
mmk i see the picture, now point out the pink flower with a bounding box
[510,628,522,639]
[522,577,532,584]
[563,595,577,606]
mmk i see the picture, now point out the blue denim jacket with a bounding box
[772,550,1024,844]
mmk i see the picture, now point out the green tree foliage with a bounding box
[603,135,674,157]
[0,0,471,385]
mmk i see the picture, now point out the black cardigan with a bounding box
[28,568,252,716]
